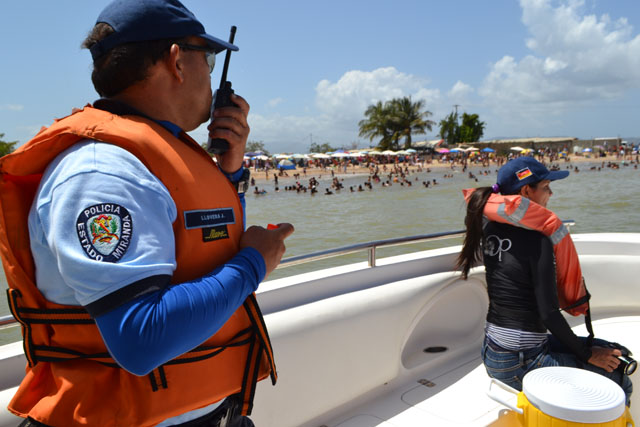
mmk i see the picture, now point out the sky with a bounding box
[1,0,640,153]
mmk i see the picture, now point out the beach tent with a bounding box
[277,159,296,170]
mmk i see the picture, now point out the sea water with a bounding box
[1,160,639,343]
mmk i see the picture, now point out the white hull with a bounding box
[1,233,639,426]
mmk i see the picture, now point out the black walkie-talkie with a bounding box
[207,25,237,154]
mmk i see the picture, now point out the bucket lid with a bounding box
[523,367,625,423]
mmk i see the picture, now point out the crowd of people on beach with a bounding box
[248,150,639,198]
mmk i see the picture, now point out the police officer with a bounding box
[0,0,293,425]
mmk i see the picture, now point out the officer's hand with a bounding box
[209,93,250,173]
[240,223,295,278]
[588,346,622,372]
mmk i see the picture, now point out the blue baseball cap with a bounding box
[496,156,569,194]
[90,0,238,61]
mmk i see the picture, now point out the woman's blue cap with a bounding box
[89,0,238,61]
[497,156,569,194]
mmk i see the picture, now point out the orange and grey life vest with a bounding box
[0,105,276,426]
[462,188,589,316]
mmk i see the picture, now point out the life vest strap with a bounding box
[244,294,277,384]
[560,288,594,346]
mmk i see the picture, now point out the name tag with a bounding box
[184,208,235,229]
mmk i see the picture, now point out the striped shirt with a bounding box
[486,322,548,350]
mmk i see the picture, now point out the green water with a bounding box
[2,160,639,342]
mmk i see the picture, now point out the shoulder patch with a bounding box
[76,203,132,262]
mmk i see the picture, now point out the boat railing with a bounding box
[278,220,574,269]
[0,221,575,329]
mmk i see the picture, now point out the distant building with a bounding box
[412,139,444,153]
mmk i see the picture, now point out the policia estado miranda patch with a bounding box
[76,203,132,262]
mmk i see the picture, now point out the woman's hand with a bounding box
[588,346,622,372]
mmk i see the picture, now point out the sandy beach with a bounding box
[248,153,634,184]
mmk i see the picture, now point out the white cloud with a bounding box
[1,104,24,111]
[267,97,284,108]
[480,0,640,111]
[476,0,640,137]
[245,67,444,151]
[315,67,440,123]
[447,81,474,101]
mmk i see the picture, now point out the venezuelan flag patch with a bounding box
[516,167,532,180]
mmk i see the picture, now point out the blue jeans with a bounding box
[481,335,633,406]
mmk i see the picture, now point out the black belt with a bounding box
[172,395,241,427]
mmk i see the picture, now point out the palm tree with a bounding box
[358,101,394,150]
[389,97,435,149]
[359,98,434,150]
[439,112,459,146]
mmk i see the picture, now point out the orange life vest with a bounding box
[0,105,276,426]
[462,188,588,316]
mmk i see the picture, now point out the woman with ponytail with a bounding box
[458,156,632,404]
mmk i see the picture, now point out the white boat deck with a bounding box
[0,233,638,426]
[318,316,640,427]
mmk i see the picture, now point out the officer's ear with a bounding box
[165,43,185,83]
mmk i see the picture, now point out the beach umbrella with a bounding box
[331,152,351,158]
[465,147,479,151]
[381,150,397,155]
[368,151,383,156]
[582,147,593,152]
[481,147,495,152]
[311,153,331,159]
[277,159,296,170]
[274,153,291,159]
[449,148,462,153]
[254,155,269,160]
[406,148,417,153]
[510,146,525,152]
[396,150,410,155]
[435,148,450,153]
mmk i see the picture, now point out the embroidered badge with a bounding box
[516,167,533,180]
[76,203,132,262]
[202,225,230,242]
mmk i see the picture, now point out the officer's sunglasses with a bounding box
[176,44,216,73]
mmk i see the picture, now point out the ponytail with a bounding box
[457,187,493,279]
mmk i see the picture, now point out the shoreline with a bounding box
[248,154,634,184]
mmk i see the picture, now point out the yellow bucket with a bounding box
[488,367,634,426]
